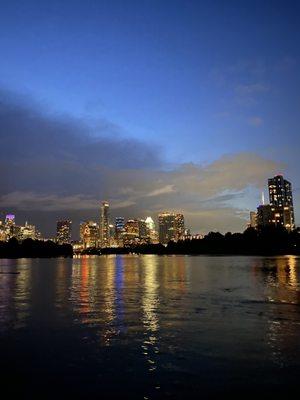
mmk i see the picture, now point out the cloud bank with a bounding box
[0,88,281,236]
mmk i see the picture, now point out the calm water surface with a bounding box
[0,255,300,399]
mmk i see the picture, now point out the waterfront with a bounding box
[1,255,300,399]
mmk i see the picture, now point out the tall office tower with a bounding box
[123,219,140,246]
[256,205,273,228]
[158,212,185,245]
[80,221,99,249]
[5,214,15,225]
[56,220,72,244]
[5,214,15,239]
[174,213,185,240]
[268,175,295,230]
[124,219,139,236]
[145,216,158,243]
[138,219,148,239]
[100,201,110,247]
[158,212,175,244]
[249,211,257,228]
[115,217,125,238]
[145,216,155,231]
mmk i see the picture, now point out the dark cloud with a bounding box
[0,88,162,194]
[0,88,282,237]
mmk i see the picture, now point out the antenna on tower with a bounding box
[261,191,265,205]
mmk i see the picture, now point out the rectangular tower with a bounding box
[158,212,185,244]
[100,201,110,247]
[268,175,295,230]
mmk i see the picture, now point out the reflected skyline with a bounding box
[1,255,300,398]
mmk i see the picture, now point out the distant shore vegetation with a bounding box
[1,226,299,258]
[82,226,300,256]
[0,238,73,258]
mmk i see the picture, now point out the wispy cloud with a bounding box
[235,83,269,96]
[0,192,99,211]
[248,116,263,127]
[145,185,175,197]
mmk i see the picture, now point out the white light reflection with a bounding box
[141,255,160,382]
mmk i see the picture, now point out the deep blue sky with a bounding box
[0,0,299,235]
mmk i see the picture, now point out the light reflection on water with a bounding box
[0,255,300,398]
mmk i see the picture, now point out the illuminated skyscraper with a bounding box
[268,175,295,230]
[80,221,99,248]
[158,212,185,244]
[123,219,140,246]
[115,217,125,238]
[145,216,158,243]
[56,220,72,244]
[5,214,16,239]
[145,216,155,231]
[174,213,185,240]
[100,201,110,247]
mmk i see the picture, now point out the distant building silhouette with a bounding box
[256,205,273,228]
[158,212,185,244]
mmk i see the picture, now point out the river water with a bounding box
[0,255,300,399]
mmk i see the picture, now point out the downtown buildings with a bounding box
[76,199,185,249]
[0,214,38,241]
[250,174,296,231]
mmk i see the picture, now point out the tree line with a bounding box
[96,226,300,256]
[0,238,73,258]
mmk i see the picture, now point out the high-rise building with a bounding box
[5,214,15,225]
[138,219,148,239]
[158,212,185,245]
[256,205,273,228]
[100,201,110,247]
[80,221,99,248]
[5,214,15,239]
[123,219,140,246]
[20,222,36,240]
[268,175,295,230]
[56,220,72,244]
[124,219,139,235]
[115,217,125,238]
[174,213,185,240]
[145,216,155,231]
[145,216,158,243]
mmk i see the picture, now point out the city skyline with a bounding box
[0,1,299,236]
[1,174,297,246]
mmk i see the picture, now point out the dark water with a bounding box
[0,255,300,399]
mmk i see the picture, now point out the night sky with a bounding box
[0,0,299,237]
